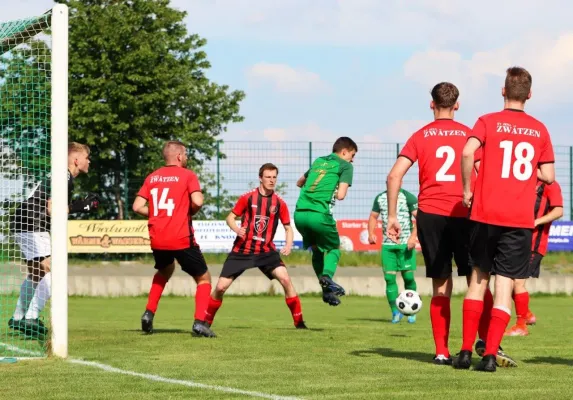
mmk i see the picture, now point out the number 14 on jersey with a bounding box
[150,188,175,216]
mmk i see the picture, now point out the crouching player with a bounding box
[204,163,307,330]
[505,179,563,336]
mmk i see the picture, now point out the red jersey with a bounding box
[532,181,563,255]
[469,109,555,229]
[137,166,201,250]
[400,119,476,218]
[231,189,290,254]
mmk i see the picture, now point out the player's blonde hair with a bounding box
[68,142,90,155]
[162,140,186,161]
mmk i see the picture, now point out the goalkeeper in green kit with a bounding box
[368,186,418,323]
[294,137,357,306]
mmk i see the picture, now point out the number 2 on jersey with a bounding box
[435,145,455,182]
[150,188,175,217]
[500,140,534,181]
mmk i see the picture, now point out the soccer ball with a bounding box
[395,290,423,315]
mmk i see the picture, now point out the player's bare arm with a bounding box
[367,211,379,244]
[296,175,307,188]
[534,206,563,227]
[280,224,294,256]
[226,211,246,238]
[537,163,555,185]
[407,211,417,251]
[461,137,481,207]
[132,195,149,217]
[190,191,204,215]
[336,182,350,200]
[386,157,413,242]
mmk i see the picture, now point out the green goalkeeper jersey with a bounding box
[372,189,418,246]
[295,153,354,215]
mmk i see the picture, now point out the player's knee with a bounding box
[215,279,232,295]
[384,272,397,284]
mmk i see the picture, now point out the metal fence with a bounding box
[127,141,573,221]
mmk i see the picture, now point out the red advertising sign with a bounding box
[336,220,421,252]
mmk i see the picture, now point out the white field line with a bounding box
[0,343,302,400]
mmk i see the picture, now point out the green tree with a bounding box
[58,0,244,219]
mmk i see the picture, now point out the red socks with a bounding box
[485,307,511,356]
[461,299,483,351]
[146,273,168,313]
[478,288,493,341]
[430,296,451,357]
[194,283,212,321]
[514,292,529,326]
[286,296,303,326]
[205,296,223,325]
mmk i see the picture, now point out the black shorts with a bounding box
[416,209,472,279]
[469,222,532,279]
[528,251,543,278]
[152,245,208,277]
[220,251,285,280]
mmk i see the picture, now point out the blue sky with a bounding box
[5,1,573,220]
[8,0,573,145]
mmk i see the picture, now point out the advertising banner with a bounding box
[336,219,421,252]
[68,220,303,253]
[547,221,573,252]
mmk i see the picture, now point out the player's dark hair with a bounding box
[504,66,532,103]
[430,82,459,109]
[332,137,358,153]
[259,163,278,177]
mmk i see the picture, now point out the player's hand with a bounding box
[407,236,416,251]
[534,219,541,227]
[237,226,247,238]
[386,216,401,244]
[368,233,377,244]
[280,245,292,256]
[462,191,473,208]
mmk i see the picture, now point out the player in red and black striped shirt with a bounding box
[205,163,307,329]
[133,141,216,338]
[505,180,563,336]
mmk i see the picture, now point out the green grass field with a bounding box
[1,295,572,399]
[69,250,573,274]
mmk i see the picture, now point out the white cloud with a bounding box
[246,63,329,95]
[176,0,573,49]
[403,33,573,108]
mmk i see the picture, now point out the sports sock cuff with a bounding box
[493,305,511,315]
[463,298,484,313]
[431,296,450,306]
[513,291,529,301]
[209,296,223,306]
[153,273,168,285]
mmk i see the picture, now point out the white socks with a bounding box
[24,272,52,320]
[13,277,37,320]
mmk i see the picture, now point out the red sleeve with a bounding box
[137,177,150,199]
[538,131,555,164]
[187,171,201,193]
[279,199,290,225]
[232,194,248,216]
[399,134,418,163]
[470,118,486,145]
[546,181,563,207]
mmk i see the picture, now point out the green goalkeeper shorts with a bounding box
[382,245,416,272]
[294,211,340,252]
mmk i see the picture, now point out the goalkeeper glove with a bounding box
[69,193,99,213]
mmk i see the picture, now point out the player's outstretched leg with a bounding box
[9,274,36,333]
[505,279,530,336]
[430,278,452,365]
[402,269,417,324]
[273,266,307,329]
[319,249,345,296]
[141,263,174,334]
[384,272,401,323]
[311,247,340,306]
[191,272,216,338]
[202,276,234,335]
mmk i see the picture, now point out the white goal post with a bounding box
[50,3,70,359]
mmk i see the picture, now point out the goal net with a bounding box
[0,5,68,360]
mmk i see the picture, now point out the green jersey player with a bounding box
[368,188,418,323]
[294,137,357,306]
